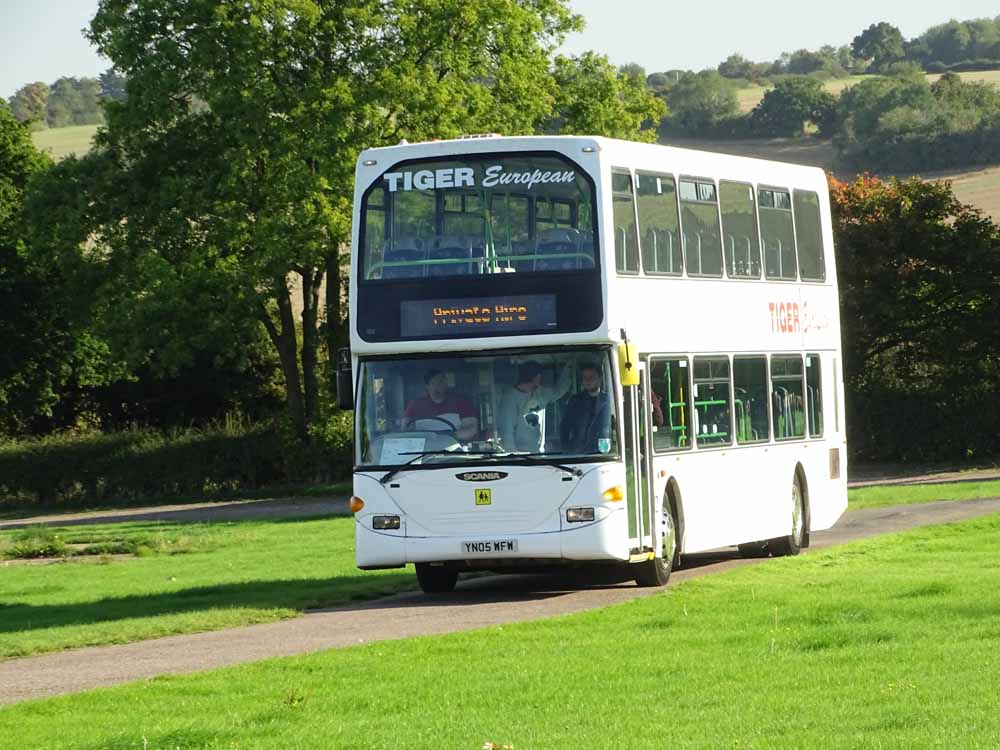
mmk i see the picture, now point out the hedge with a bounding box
[0,414,354,508]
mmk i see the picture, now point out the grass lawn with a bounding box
[30,124,100,161]
[0,516,413,659]
[848,479,1000,511]
[2,514,998,748]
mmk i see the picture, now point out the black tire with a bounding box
[768,473,806,557]
[738,540,770,558]
[634,503,678,587]
[415,563,458,593]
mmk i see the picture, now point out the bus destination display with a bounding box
[400,295,557,337]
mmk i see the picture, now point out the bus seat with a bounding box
[382,239,426,279]
[536,228,582,270]
[428,235,474,276]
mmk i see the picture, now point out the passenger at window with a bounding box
[561,363,613,454]
[497,360,573,452]
[402,369,478,441]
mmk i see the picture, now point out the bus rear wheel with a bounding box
[768,474,806,557]
[634,504,677,587]
[415,563,458,594]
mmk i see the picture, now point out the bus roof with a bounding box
[355,135,826,186]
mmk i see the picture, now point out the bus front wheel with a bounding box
[415,563,458,594]
[634,503,677,587]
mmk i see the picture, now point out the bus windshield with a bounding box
[357,349,618,467]
[360,154,597,280]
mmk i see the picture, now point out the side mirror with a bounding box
[618,342,639,387]
[336,348,354,410]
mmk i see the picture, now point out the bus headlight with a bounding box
[372,515,401,530]
[566,507,595,523]
[602,486,624,502]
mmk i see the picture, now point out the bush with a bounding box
[0,422,290,508]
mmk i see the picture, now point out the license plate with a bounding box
[461,539,518,555]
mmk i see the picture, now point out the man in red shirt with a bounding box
[402,369,479,441]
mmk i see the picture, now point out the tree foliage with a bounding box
[830,174,1000,460]
[7,82,50,130]
[852,22,906,72]
[663,71,738,134]
[547,53,666,141]
[67,0,581,443]
[0,107,70,433]
[751,76,836,136]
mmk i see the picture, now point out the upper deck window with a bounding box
[760,188,797,280]
[360,154,597,281]
[612,170,640,275]
[679,179,723,277]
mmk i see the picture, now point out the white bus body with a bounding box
[348,135,847,592]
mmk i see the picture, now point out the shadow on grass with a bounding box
[0,573,416,634]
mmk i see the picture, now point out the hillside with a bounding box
[734,70,1000,113]
[30,124,100,161]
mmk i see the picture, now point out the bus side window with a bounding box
[612,170,640,274]
[650,357,692,451]
[794,190,826,281]
[771,355,805,439]
[693,357,732,446]
[636,172,682,276]
[759,188,797,280]
[733,356,769,443]
[720,181,761,278]
[806,353,823,437]
[679,179,723,277]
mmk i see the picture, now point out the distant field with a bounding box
[735,70,1000,113]
[943,165,1000,224]
[30,124,100,161]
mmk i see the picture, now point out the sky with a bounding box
[2,0,999,100]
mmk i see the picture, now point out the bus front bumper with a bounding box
[355,507,629,569]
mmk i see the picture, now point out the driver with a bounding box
[401,369,479,441]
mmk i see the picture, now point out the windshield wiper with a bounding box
[379,449,496,484]
[490,452,583,477]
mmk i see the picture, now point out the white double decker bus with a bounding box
[343,135,847,593]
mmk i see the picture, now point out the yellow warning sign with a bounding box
[475,488,492,506]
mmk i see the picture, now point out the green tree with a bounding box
[752,76,837,136]
[717,53,755,80]
[786,49,827,75]
[8,82,50,130]
[663,71,738,134]
[852,22,906,72]
[618,62,645,82]
[835,73,934,144]
[46,77,104,128]
[546,53,666,141]
[98,69,127,103]
[0,107,69,433]
[77,0,580,443]
[830,174,1000,460]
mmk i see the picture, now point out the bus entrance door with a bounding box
[622,364,654,556]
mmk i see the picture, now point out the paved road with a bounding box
[2,496,999,706]
[4,465,1000,531]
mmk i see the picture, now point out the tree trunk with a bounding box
[259,283,307,440]
[301,267,323,424]
[324,244,343,384]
